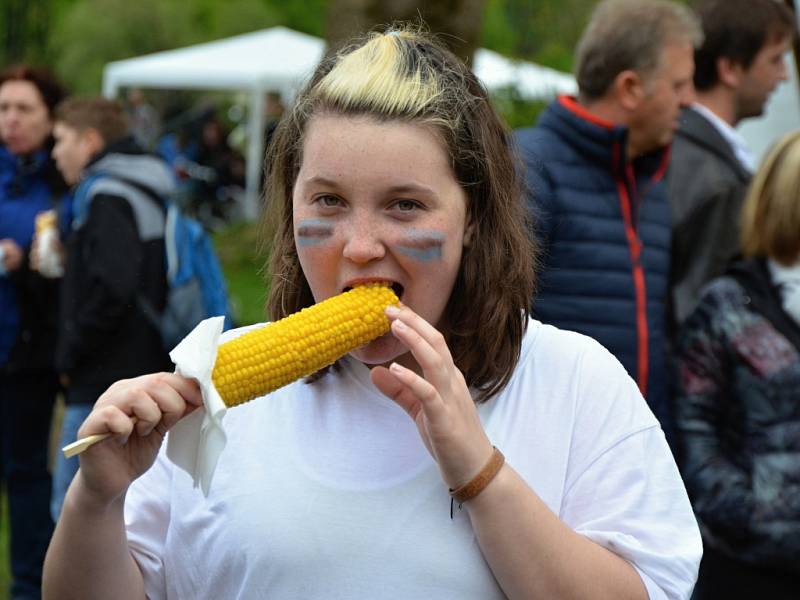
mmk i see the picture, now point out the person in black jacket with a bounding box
[667,0,794,330]
[49,97,174,520]
[673,130,800,598]
[0,64,67,600]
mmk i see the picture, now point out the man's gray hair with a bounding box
[575,0,703,100]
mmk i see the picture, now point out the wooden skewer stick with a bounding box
[62,417,139,458]
[62,433,112,458]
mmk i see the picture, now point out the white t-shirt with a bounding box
[125,319,701,599]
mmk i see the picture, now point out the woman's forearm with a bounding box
[466,464,648,600]
[43,472,146,600]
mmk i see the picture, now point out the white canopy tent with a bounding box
[103,26,576,219]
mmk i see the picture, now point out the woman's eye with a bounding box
[395,199,420,211]
[316,195,342,208]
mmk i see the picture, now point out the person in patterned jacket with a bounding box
[673,130,800,599]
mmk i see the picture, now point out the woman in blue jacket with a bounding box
[0,64,67,600]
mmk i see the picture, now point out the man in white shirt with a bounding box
[667,0,795,328]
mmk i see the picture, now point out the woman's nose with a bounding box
[342,216,386,264]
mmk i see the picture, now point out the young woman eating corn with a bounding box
[44,27,701,600]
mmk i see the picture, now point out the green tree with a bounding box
[1,0,66,65]
[50,0,279,94]
[325,0,487,61]
[276,0,327,37]
[481,0,595,72]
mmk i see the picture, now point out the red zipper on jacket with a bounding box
[559,95,655,396]
[613,143,649,396]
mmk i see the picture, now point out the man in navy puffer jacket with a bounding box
[516,0,701,439]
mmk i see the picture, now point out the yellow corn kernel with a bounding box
[212,283,399,407]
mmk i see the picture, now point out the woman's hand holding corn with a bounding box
[371,304,495,492]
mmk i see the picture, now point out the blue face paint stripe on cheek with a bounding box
[297,237,327,247]
[397,246,443,261]
[296,219,334,247]
[395,230,445,262]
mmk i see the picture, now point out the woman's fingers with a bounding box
[387,304,448,351]
[382,305,493,487]
[83,373,202,442]
[388,361,443,410]
[371,365,422,419]
[158,372,203,407]
[81,404,136,440]
[388,310,453,392]
[128,392,162,437]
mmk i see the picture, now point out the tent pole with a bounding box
[244,85,266,221]
[102,72,118,99]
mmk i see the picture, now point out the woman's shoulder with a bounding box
[520,318,630,377]
[517,319,651,414]
[506,319,662,476]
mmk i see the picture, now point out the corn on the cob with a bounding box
[212,283,399,407]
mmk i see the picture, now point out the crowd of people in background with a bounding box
[154,103,247,228]
[0,69,252,598]
[518,0,799,596]
[667,2,798,596]
[0,0,797,598]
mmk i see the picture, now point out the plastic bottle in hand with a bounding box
[34,210,64,278]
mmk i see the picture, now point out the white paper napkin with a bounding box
[166,316,228,496]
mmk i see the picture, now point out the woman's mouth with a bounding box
[343,281,404,301]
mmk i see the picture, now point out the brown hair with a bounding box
[263,27,536,402]
[575,0,703,100]
[0,64,68,117]
[54,97,129,145]
[741,131,800,265]
[693,0,795,91]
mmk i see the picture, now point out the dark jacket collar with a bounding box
[84,136,146,170]
[726,257,800,353]
[0,143,65,198]
[675,106,751,183]
[540,96,670,180]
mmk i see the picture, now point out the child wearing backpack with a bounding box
[48,97,231,520]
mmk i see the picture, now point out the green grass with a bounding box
[213,220,270,326]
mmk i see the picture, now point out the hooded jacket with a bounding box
[56,138,175,396]
[673,258,800,572]
[515,96,672,432]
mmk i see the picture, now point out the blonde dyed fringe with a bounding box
[313,28,444,121]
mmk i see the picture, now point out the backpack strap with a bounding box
[71,173,108,230]
[94,175,180,283]
[75,172,173,336]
